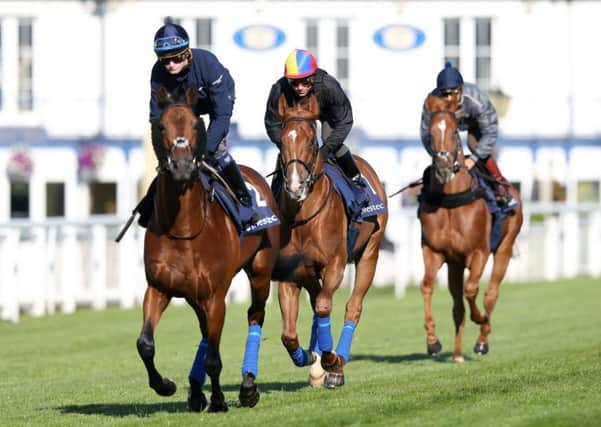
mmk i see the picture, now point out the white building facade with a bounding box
[0,0,599,221]
[1,1,601,321]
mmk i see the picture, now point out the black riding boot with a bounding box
[135,176,157,227]
[336,150,365,187]
[221,160,259,224]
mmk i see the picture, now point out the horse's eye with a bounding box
[158,123,165,132]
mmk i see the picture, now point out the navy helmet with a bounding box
[153,23,189,57]
[436,61,464,91]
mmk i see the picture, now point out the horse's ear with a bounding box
[278,94,289,119]
[157,86,172,109]
[425,93,440,113]
[185,86,198,108]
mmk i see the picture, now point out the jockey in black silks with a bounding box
[264,48,367,199]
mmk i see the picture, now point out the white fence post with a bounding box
[560,211,579,278]
[0,229,20,322]
[543,216,560,281]
[588,211,601,276]
[59,225,78,314]
[91,224,107,310]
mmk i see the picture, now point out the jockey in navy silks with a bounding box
[137,22,258,226]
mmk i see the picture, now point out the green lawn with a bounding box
[1,277,599,426]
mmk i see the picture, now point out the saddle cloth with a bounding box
[199,172,280,237]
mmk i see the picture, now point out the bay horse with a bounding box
[273,94,388,388]
[419,94,523,362]
[138,86,280,411]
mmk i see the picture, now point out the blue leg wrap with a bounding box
[335,320,356,363]
[242,324,262,378]
[189,337,208,386]
[317,315,333,353]
[309,313,321,355]
[288,346,310,367]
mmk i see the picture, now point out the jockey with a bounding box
[420,61,514,207]
[137,22,257,226]
[264,48,366,191]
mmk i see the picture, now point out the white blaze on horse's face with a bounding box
[437,119,447,143]
[286,129,304,198]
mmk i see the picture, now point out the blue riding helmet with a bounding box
[154,23,189,56]
[436,61,464,90]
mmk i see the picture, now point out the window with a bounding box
[443,18,460,69]
[89,182,117,215]
[475,18,491,91]
[305,19,319,60]
[46,182,65,217]
[18,18,33,111]
[195,18,212,50]
[336,22,349,89]
[577,181,600,203]
[10,181,30,218]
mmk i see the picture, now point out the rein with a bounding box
[290,176,333,228]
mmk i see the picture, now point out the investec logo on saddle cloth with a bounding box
[322,163,387,221]
[199,172,280,236]
[362,202,386,216]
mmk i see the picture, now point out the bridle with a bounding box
[279,116,324,196]
[429,110,464,184]
[279,116,333,227]
[154,104,205,179]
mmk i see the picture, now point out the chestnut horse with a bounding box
[273,94,388,388]
[138,86,280,411]
[419,94,523,362]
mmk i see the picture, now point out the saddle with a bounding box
[418,165,518,253]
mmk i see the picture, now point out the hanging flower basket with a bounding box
[6,148,33,181]
[78,143,106,181]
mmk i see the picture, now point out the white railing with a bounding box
[1,203,600,322]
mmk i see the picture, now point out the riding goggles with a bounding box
[440,88,461,97]
[287,77,314,88]
[159,50,189,65]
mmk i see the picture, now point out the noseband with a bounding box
[430,110,463,184]
[280,117,323,194]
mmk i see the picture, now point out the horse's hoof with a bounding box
[324,372,345,389]
[188,380,207,412]
[474,342,489,355]
[308,352,325,388]
[152,378,177,397]
[207,401,229,413]
[239,372,260,408]
[453,355,465,363]
[427,340,442,356]
[321,353,344,373]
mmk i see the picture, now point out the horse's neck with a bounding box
[429,164,473,194]
[155,175,204,233]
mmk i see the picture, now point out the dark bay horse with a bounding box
[138,86,280,411]
[419,94,523,362]
[273,94,388,388]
